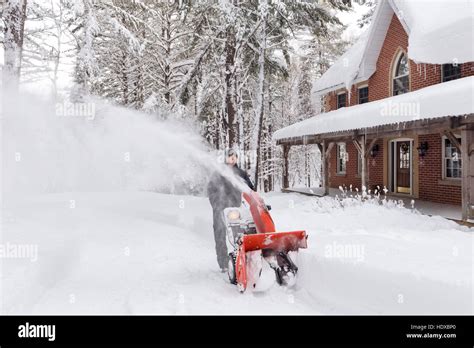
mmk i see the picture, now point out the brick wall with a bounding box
[461,62,474,77]
[327,135,462,205]
[367,15,407,101]
[328,141,361,190]
[418,134,462,205]
[326,92,337,111]
[328,139,383,192]
[367,139,384,191]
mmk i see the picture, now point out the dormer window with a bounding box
[392,52,409,95]
[358,86,369,104]
[442,64,462,82]
[337,92,347,109]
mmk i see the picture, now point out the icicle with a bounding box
[424,63,426,80]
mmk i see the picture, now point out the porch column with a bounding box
[361,137,367,189]
[353,135,375,191]
[321,141,328,195]
[365,138,379,191]
[320,140,334,195]
[353,136,367,190]
[282,145,290,189]
[461,127,474,221]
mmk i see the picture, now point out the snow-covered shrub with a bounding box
[313,184,419,214]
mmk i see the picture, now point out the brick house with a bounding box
[274,1,474,220]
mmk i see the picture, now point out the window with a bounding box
[442,64,462,82]
[337,93,346,109]
[358,86,369,104]
[337,143,347,174]
[443,136,462,179]
[399,143,410,169]
[392,53,409,95]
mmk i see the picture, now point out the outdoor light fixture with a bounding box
[370,144,379,158]
[417,142,429,157]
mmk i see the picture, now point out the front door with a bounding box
[396,141,411,194]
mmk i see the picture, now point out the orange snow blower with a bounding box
[223,191,307,292]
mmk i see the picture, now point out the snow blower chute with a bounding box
[223,191,307,292]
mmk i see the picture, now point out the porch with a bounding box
[274,77,474,221]
[281,186,465,223]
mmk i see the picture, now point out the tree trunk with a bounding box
[252,1,267,190]
[215,111,221,150]
[282,145,290,189]
[3,0,28,92]
[304,145,311,187]
[224,26,236,147]
[268,123,273,192]
[122,51,129,105]
[236,75,244,167]
[163,11,171,105]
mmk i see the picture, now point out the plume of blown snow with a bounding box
[1,92,249,196]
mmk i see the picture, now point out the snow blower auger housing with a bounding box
[224,191,307,293]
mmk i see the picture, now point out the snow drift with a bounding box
[2,191,472,314]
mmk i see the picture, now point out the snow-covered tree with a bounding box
[1,0,355,193]
[18,0,77,98]
[357,0,377,28]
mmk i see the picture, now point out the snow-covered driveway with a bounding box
[1,192,472,314]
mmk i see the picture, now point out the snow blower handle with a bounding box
[242,191,276,233]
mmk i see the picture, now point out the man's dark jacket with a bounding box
[207,165,255,209]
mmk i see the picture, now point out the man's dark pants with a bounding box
[212,206,228,270]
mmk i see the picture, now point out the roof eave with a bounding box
[275,114,474,146]
[313,75,373,96]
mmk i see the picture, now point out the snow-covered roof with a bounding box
[274,76,474,141]
[312,0,473,95]
[312,1,394,95]
[311,29,369,95]
[399,0,474,64]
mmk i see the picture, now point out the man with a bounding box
[207,149,255,272]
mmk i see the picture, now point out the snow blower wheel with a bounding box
[227,253,237,285]
[274,251,298,286]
